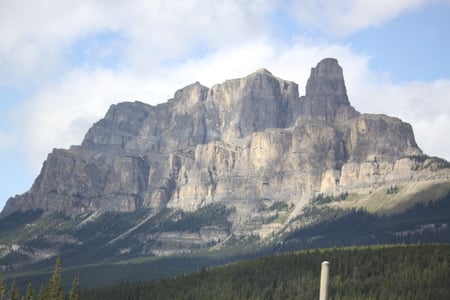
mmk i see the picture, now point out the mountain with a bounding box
[1,58,450,272]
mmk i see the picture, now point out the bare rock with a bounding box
[2,58,449,242]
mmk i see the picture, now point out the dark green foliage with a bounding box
[0,210,44,267]
[74,209,149,241]
[298,204,349,224]
[81,244,450,300]
[268,202,289,211]
[285,193,450,251]
[0,273,4,300]
[68,276,79,300]
[24,283,35,300]
[161,204,234,232]
[0,252,30,267]
[8,279,19,300]
[284,208,378,251]
[39,205,233,267]
[9,195,450,293]
[312,192,349,205]
[313,193,334,204]
[0,210,43,237]
[7,254,237,293]
[0,212,73,268]
[407,154,431,163]
[386,185,400,194]
[52,205,234,267]
[48,258,64,300]
[4,191,450,295]
[2,258,68,300]
[20,258,65,300]
[37,284,49,300]
[35,209,153,267]
[407,154,450,169]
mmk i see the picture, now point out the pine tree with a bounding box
[68,276,79,300]
[9,279,19,300]
[49,258,64,300]
[37,285,49,300]
[23,283,35,300]
[0,273,4,300]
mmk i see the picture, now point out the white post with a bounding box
[320,261,330,300]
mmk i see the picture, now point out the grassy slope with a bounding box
[334,181,450,214]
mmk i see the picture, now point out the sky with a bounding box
[1,0,450,211]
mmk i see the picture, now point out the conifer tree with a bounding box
[49,258,64,300]
[0,273,4,300]
[9,279,19,300]
[69,276,79,300]
[23,283,35,300]
[37,284,49,300]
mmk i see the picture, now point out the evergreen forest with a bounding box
[81,244,450,300]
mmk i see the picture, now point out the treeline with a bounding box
[0,258,79,300]
[81,244,450,299]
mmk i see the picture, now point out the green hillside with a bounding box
[81,244,450,300]
[3,191,450,294]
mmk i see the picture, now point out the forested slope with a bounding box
[82,244,450,300]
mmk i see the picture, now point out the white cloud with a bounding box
[288,0,426,36]
[415,115,450,159]
[0,0,274,85]
[0,0,441,86]
[0,0,114,84]
[121,0,274,71]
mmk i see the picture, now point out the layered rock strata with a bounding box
[3,58,448,237]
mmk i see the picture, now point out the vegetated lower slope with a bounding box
[81,244,450,300]
[276,188,450,252]
[333,180,450,215]
[0,203,234,270]
[3,191,450,291]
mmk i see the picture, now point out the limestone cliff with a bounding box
[2,58,449,239]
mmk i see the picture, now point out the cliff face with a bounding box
[301,58,359,122]
[2,58,449,238]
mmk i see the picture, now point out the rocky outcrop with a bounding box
[301,58,359,123]
[2,58,449,239]
[204,68,300,142]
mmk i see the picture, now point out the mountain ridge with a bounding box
[3,58,432,218]
[1,58,449,269]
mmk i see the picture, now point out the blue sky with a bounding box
[1,0,450,211]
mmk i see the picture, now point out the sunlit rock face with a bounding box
[4,57,447,238]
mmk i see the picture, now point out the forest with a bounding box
[0,258,79,300]
[80,244,450,300]
[3,194,450,298]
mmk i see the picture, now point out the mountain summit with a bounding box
[1,59,449,265]
[3,58,447,218]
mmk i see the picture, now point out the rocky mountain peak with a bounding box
[302,58,357,122]
[252,68,273,76]
[2,58,446,230]
[309,58,345,81]
[205,67,299,142]
[173,81,209,104]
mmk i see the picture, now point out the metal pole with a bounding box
[320,261,330,300]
